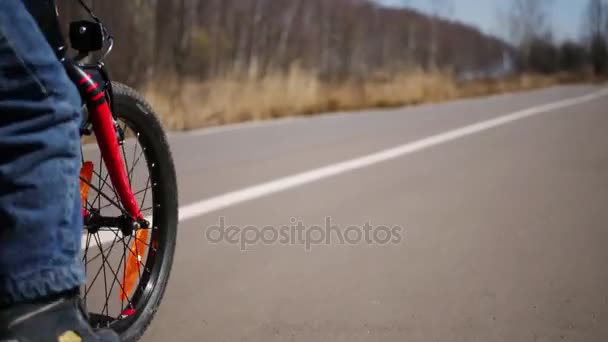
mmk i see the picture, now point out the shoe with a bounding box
[0,292,120,342]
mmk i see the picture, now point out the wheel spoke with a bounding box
[92,233,110,319]
[106,229,150,271]
[120,121,130,182]
[90,168,122,212]
[93,233,136,320]
[97,152,103,211]
[83,233,91,307]
[128,149,145,186]
[85,231,124,266]
[80,105,170,330]
[139,177,151,210]
[129,133,139,186]
[80,177,130,217]
[97,185,151,212]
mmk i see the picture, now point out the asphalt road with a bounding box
[143,85,608,342]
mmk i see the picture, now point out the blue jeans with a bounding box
[0,0,84,305]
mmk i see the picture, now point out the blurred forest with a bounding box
[57,0,512,85]
[55,0,608,129]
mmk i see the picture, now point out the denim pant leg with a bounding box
[0,0,84,305]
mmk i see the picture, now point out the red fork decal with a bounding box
[78,74,93,85]
[85,82,99,94]
[92,92,105,101]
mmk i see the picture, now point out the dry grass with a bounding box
[144,67,594,131]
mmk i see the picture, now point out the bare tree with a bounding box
[586,0,608,74]
[507,0,553,44]
[275,0,302,66]
[428,0,453,68]
[506,0,554,69]
[587,0,607,36]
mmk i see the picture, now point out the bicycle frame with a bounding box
[25,0,146,228]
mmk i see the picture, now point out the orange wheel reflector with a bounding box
[121,228,150,302]
[79,161,94,204]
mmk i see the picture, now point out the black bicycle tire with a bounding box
[85,82,178,342]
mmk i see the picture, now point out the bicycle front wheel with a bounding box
[80,82,178,342]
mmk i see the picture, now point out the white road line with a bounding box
[89,88,608,245]
[178,88,608,221]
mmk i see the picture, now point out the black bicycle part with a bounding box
[70,20,104,53]
[81,82,178,342]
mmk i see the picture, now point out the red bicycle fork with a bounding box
[64,61,145,225]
